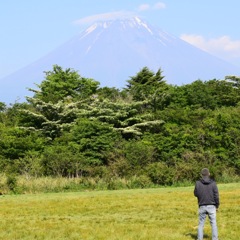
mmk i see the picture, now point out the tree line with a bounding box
[0,65,240,186]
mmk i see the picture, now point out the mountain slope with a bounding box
[1,16,239,103]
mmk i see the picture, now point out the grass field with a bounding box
[0,183,239,240]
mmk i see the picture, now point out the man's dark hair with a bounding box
[201,168,210,176]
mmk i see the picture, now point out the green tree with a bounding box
[69,118,121,166]
[77,97,164,138]
[0,102,6,112]
[0,124,45,172]
[126,67,170,111]
[41,144,87,177]
[20,98,88,139]
[20,65,101,139]
[0,102,7,124]
[30,65,99,103]
[96,87,123,101]
[170,78,240,110]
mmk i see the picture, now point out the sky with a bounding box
[1,0,240,79]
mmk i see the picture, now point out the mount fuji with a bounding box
[1,16,240,104]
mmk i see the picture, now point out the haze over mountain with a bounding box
[1,16,240,104]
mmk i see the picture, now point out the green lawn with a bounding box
[0,183,239,239]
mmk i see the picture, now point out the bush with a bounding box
[146,162,175,185]
[127,175,153,189]
[6,174,18,193]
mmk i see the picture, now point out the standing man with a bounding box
[194,168,220,240]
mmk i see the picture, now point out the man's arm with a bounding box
[213,182,220,208]
[194,181,198,197]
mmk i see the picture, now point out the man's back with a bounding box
[194,177,219,208]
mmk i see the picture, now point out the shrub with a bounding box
[146,162,175,185]
[127,175,153,189]
[6,174,18,193]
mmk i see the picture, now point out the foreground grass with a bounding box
[0,183,239,240]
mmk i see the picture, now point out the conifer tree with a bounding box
[126,67,170,111]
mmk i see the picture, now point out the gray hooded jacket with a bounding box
[194,176,220,208]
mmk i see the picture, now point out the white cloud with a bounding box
[180,34,240,63]
[138,4,150,12]
[137,2,166,12]
[180,34,207,50]
[74,3,166,25]
[73,11,135,25]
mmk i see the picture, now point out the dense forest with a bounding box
[1,65,240,191]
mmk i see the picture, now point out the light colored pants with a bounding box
[198,205,218,240]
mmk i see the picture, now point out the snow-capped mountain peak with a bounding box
[83,16,154,35]
[0,16,239,104]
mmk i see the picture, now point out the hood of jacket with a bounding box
[200,176,213,184]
